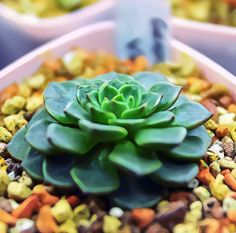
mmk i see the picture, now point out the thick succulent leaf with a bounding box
[7,126,31,161]
[121,103,147,119]
[171,102,212,129]
[44,82,78,125]
[111,174,163,209]
[64,101,89,120]
[79,119,128,142]
[109,118,145,132]
[27,108,56,129]
[151,156,199,188]
[44,81,78,99]
[86,90,100,108]
[145,111,175,128]
[167,126,211,161]
[88,104,117,124]
[119,84,142,107]
[150,83,182,111]
[98,82,119,103]
[71,148,119,193]
[45,98,78,125]
[47,123,96,155]
[26,120,57,155]
[109,99,129,118]
[109,141,161,176]
[135,127,187,149]
[95,72,133,84]
[141,92,163,116]
[134,72,167,90]
[169,95,189,109]
[21,148,43,180]
[43,156,75,188]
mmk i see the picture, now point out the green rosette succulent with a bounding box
[7,72,212,209]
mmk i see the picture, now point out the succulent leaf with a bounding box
[43,156,75,188]
[47,123,96,155]
[151,156,199,188]
[21,149,43,180]
[8,72,212,209]
[71,148,119,193]
[7,126,30,161]
[134,127,187,149]
[171,102,212,129]
[109,141,162,176]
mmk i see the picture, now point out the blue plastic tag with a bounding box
[116,0,171,64]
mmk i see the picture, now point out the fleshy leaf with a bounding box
[64,101,89,120]
[7,126,31,161]
[171,102,212,129]
[21,149,43,180]
[26,120,57,155]
[43,156,75,188]
[141,92,163,116]
[47,123,96,155]
[167,126,211,161]
[145,111,175,127]
[98,82,119,103]
[134,72,167,90]
[79,119,128,142]
[111,174,164,209]
[109,141,161,176]
[71,148,119,193]
[150,82,182,111]
[151,157,199,188]
[109,118,145,132]
[88,104,117,124]
[121,103,147,119]
[135,127,187,149]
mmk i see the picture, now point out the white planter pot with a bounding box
[0,0,114,41]
[0,21,235,99]
[172,17,236,75]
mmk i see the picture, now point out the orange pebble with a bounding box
[131,208,155,228]
[133,56,149,72]
[0,209,17,225]
[12,195,41,219]
[66,195,80,208]
[36,205,59,233]
[215,126,229,138]
[0,83,19,104]
[228,210,236,222]
[222,171,236,191]
[197,168,215,185]
[228,104,236,114]
[43,59,61,71]
[33,185,59,206]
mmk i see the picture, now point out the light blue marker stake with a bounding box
[116,0,171,64]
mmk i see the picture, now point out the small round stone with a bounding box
[109,207,124,218]
[14,218,35,233]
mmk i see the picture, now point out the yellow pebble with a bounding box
[193,186,210,202]
[1,96,26,115]
[7,182,32,201]
[26,95,43,112]
[3,114,27,132]
[51,197,73,223]
[184,201,202,223]
[173,222,199,233]
[18,83,32,98]
[205,119,218,131]
[59,219,77,233]
[103,215,121,233]
[230,126,236,142]
[0,127,12,143]
[73,204,90,224]
[209,174,230,200]
[18,175,33,187]
[26,74,46,89]
[0,220,7,233]
[0,170,10,196]
[156,200,170,212]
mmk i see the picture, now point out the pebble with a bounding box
[103,215,121,233]
[12,218,35,233]
[218,158,236,169]
[223,197,236,212]
[193,186,210,202]
[1,96,26,115]
[0,221,7,233]
[7,182,32,201]
[109,207,124,218]
[208,141,224,159]
[0,170,10,196]
[59,219,77,233]
[0,127,12,143]
[0,197,12,213]
[218,113,236,125]
[222,136,235,158]
[51,197,73,223]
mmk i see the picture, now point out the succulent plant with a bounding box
[7,72,212,209]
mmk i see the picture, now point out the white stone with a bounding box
[208,141,224,159]
[109,207,124,218]
[14,218,35,233]
[218,113,236,125]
